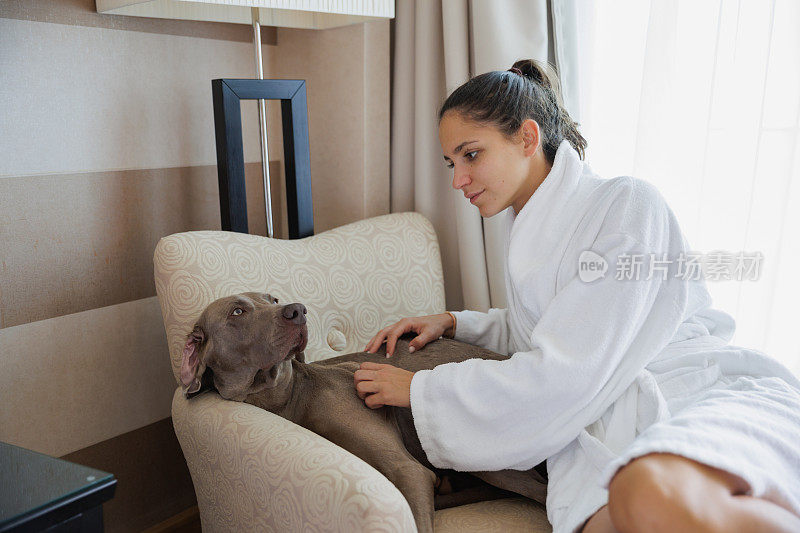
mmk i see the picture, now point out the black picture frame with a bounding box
[211,78,314,239]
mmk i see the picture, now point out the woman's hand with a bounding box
[354,362,414,408]
[364,313,456,357]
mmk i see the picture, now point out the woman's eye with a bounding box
[445,151,478,169]
[231,308,243,316]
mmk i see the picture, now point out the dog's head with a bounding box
[179,291,308,401]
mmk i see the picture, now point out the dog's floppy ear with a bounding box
[180,325,207,397]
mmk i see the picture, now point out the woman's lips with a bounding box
[470,191,484,204]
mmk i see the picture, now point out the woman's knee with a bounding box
[607,453,673,531]
[607,453,734,533]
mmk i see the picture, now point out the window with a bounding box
[577,0,800,373]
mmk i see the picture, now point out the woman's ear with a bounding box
[521,119,540,156]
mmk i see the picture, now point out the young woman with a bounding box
[353,59,800,533]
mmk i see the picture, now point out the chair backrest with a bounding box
[154,212,446,385]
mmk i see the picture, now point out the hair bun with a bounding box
[510,59,551,89]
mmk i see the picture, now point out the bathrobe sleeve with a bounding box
[410,195,691,471]
[449,308,512,355]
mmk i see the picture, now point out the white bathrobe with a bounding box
[409,140,800,532]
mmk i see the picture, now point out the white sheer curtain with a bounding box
[573,0,800,375]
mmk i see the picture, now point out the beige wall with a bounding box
[0,1,389,530]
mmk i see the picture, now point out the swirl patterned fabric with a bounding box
[154,212,550,532]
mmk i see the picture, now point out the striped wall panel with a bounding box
[0,2,389,529]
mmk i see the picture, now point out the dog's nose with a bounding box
[282,303,307,325]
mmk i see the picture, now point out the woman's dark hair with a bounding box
[438,59,587,163]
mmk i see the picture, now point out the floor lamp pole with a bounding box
[251,7,275,238]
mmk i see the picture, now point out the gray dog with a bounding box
[180,291,547,533]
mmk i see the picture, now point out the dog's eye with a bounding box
[231,307,244,316]
[273,297,279,304]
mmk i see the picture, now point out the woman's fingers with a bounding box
[365,318,435,356]
[359,361,386,370]
[364,393,386,409]
[354,364,382,388]
[365,332,381,352]
[408,330,435,352]
[354,367,380,400]
[385,329,402,358]
[365,329,389,353]
[354,374,380,399]
[353,362,413,408]
[364,335,376,352]
[387,322,417,357]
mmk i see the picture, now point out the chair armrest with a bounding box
[171,388,417,532]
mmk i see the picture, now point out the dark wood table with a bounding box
[0,441,116,532]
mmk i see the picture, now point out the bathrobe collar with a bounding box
[506,139,584,235]
[504,140,587,288]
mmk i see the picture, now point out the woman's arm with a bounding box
[410,224,693,472]
[362,301,511,358]
[449,307,512,355]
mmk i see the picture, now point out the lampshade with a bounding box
[96,0,395,30]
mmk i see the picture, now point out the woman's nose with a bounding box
[452,167,471,190]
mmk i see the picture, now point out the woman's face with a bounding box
[439,111,539,217]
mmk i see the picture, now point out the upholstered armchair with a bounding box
[154,212,550,532]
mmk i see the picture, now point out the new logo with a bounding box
[578,251,607,282]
